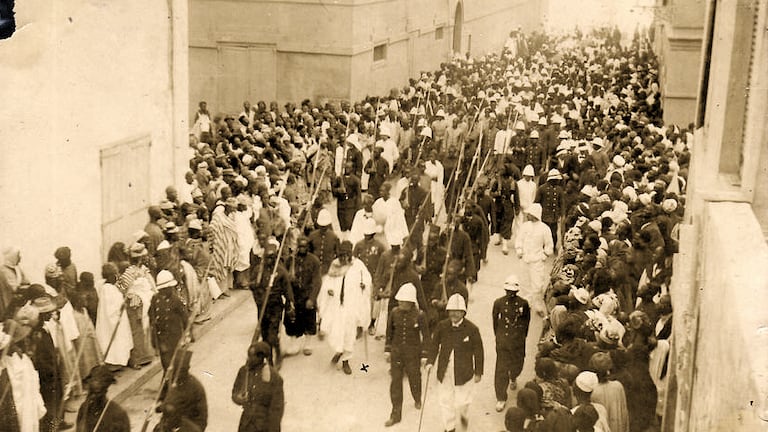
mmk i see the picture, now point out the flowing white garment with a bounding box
[234,208,255,272]
[425,160,446,225]
[57,301,80,352]
[4,353,46,432]
[348,209,374,247]
[129,276,156,334]
[372,197,408,247]
[317,259,372,355]
[95,282,133,366]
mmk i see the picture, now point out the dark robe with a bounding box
[285,252,322,337]
[76,396,130,432]
[307,228,340,275]
[232,366,284,432]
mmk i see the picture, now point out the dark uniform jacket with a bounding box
[534,182,565,224]
[385,306,430,357]
[148,288,189,356]
[232,366,284,432]
[251,264,294,308]
[76,396,130,432]
[448,229,477,282]
[428,318,484,386]
[156,375,208,432]
[332,174,362,210]
[492,294,530,347]
[288,252,321,305]
[307,228,339,275]
[353,237,386,279]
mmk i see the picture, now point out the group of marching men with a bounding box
[0,24,686,432]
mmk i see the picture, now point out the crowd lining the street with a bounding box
[0,25,688,432]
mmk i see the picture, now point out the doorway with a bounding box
[453,2,463,54]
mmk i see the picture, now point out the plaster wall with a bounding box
[0,0,188,280]
[686,202,768,430]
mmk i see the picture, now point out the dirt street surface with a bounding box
[121,236,550,431]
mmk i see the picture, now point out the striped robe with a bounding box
[209,209,240,283]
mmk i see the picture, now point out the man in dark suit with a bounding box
[425,293,483,432]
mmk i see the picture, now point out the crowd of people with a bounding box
[0,24,687,432]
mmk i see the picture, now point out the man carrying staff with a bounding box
[284,236,322,356]
[76,365,131,431]
[232,342,285,432]
[250,243,295,368]
[425,293,483,432]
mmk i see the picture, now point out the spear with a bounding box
[139,310,198,432]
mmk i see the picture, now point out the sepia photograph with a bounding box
[0,0,767,431]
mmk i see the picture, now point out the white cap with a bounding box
[188,219,203,231]
[436,109,446,118]
[317,209,332,227]
[156,270,177,289]
[530,130,539,139]
[525,203,542,220]
[575,371,599,393]
[446,293,467,312]
[514,121,526,131]
[522,165,535,177]
[572,287,590,305]
[394,283,418,303]
[157,240,171,251]
[503,274,521,291]
[546,169,563,181]
[420,126,433,138]
[362,218,378,235]
[612,155,626,167]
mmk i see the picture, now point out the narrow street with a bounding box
[120,238,549,431]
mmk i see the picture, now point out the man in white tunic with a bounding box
[317,241,372,375]
[376,125,399,174]
[96,263,133,368]
[514,204,553,316]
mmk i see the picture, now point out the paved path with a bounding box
[120,237,551,431]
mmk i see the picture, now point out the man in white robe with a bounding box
[234,195,256,289]
[317,241,372,375]
[95,263,133,367]
[424,151,446,225]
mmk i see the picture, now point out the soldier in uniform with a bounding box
[445,221,477,285]
[489,165,520,254]
[332,160,362,234]
[428,259,469,328]
[250,243,295,368]
[285,236,322,356]
[148,270,189,372]
[400,168,432,251]
[307,209,339,275]
[384,283,430,427]
[534,169,565,248]
[232,342,285,432]
[492,274,530,412]
[352,219,387,335]
[154,349,208,432]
